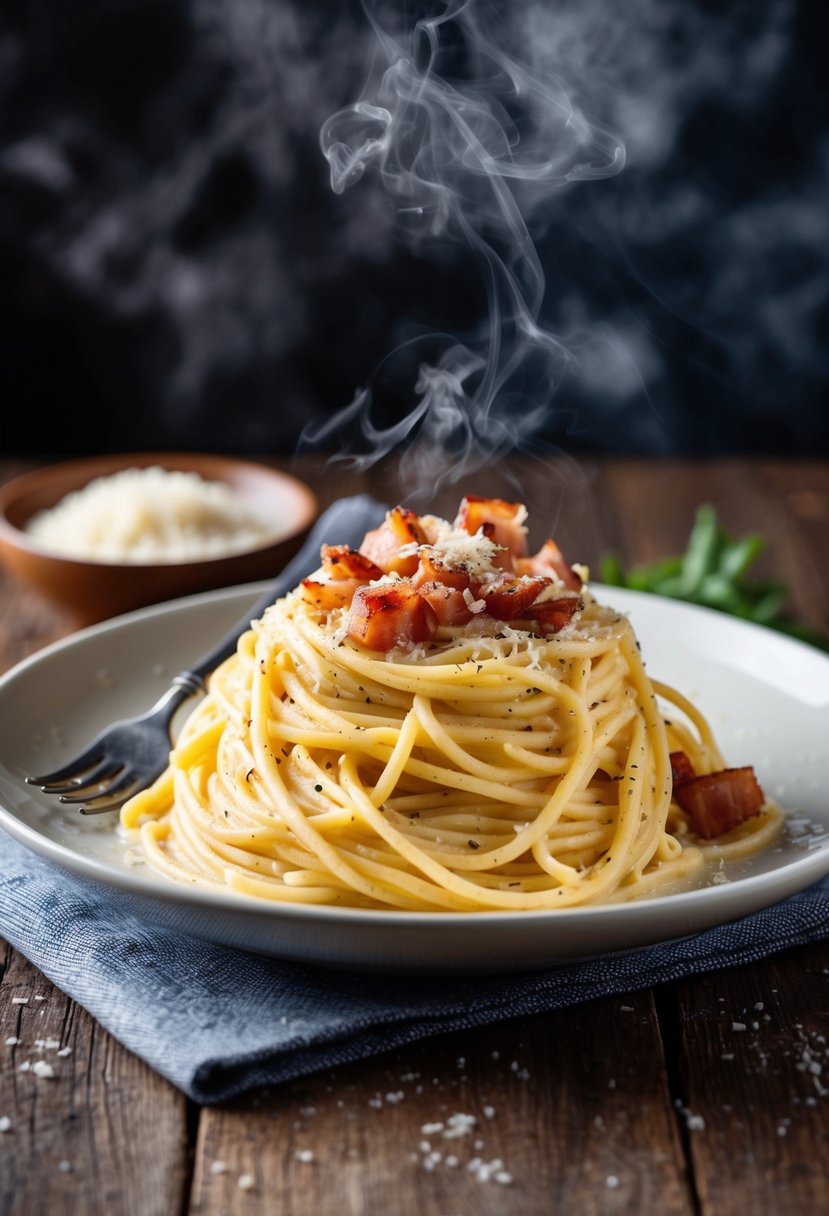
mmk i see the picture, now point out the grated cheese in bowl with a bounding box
[25,466,280,564]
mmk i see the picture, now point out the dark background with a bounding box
[1,0,826,459]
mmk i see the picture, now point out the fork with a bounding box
[26,495,386,815]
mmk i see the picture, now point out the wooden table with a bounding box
[1,455,828,1214]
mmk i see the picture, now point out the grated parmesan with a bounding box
[421,518,503,574]
[25,466,280,564]
[462,586,487,613]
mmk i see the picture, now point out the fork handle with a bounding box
[174,494,388,689]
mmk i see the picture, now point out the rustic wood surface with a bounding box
[1,455,827,1215]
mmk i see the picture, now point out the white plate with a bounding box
[0,584,827,973]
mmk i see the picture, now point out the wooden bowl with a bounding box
[0,453,318,626]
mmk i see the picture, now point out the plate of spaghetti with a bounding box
[0,496,827,972]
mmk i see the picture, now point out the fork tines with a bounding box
[28,758,137,814]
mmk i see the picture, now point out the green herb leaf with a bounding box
[601,505,829,652]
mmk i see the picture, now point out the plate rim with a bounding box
[1,581,827,941]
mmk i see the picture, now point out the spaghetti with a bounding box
[120,498,781,909]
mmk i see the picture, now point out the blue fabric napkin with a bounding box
[1,493,827,1103]
[1,834,826,1103]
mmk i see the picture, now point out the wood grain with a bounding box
[0,949,190,1216]
[190,1001,691,1216]
[601,457,829,633]
[759,461,829,634]
[673,940,829,1212]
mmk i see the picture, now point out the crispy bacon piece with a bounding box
[416,581,474,627]
[669,750,697,787]
[340,498,588,649]
[413,550,475,625]
[320,545,384,582]
[348,582,439,650]
[523,595,584,633]
[301,546,385,613]
[454,496,528,568]
[412,547,472,591]
[300,578,361,611]
[479,575,554,620]
[517,539,582,592]
[359,507,426,576]
[673,766,765,840]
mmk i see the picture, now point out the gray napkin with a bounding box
[1,493,827,1103]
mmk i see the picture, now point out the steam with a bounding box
[4,1,823,458]
[300,0,624,494]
